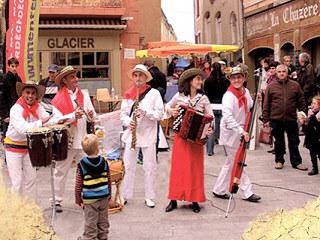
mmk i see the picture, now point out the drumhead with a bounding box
[49,124,66,130]
[27,127,51,133]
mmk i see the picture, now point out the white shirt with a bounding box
[52,88,96,149]
[6,103,54,142]
[165,92,213,119]
[121,88,164,147]
[219,88,253,148]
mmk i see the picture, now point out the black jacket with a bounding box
[302,111,320,150]
[148,66,167,100]
[204,74,229,104]
[0,71,22,119]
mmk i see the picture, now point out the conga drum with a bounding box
[49,124,69,161]
[26,127,53,167]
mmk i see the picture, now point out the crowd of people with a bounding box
[0,52,320,239]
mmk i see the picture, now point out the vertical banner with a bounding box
[6,0,40,83]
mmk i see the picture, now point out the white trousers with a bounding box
[121,144,157,200]
[213,146,253,199]
[52,148,85,204]
[6,151,37,201]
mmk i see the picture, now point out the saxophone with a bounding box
[130,81,140,151]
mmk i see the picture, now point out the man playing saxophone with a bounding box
[120,64,164,208]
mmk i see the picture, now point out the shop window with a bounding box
[83,52,94,65]
[97,52,109,65]
[50,51,110,80]
[52,52,66,66]
[68,52,80,66]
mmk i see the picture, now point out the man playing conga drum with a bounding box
[4,81,54,201]
[51,66,95,213]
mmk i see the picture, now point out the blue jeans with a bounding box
[206,110,221,155]
[271,120,302,167]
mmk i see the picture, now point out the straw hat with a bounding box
[226,66,246,79]
[16,81,46,99]
[127,64,152,82]
[55,65,79,87]
[178,68,207,87]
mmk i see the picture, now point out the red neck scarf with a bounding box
[227,85,248,113]
[16,96,39,120]
[124,84,151,100]
[51,86,84,126]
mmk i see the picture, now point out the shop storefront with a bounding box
[244,0,320,90]
[38,25,125,96]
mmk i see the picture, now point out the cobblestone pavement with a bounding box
[1,138,319,240]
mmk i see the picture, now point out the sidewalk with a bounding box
[2,140,319,240]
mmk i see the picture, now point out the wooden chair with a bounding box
[161,117,175,139]
[96,88,111,113]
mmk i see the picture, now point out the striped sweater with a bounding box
[75,156,112,205]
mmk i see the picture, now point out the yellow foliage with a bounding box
[242,197,320,240]
[0,163,59,240]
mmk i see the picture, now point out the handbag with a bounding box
[259,127,273,146]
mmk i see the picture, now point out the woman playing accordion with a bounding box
[164,68,214,213]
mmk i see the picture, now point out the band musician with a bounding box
[51,66,96,212]
[164,68,213,213]
[4,82,54,201]
[120,64,164,208]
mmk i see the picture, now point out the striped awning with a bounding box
[39,18,127,30]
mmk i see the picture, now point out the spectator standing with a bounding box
[266,61,280,85]
[301,95,320,175]
[144,60,167,100]
[39,64,59,114]
[167,57,178,77]
[297,52,316,107]
[283,55,296,79]
[75,134,112,240]
[204,62,229,156]
[263,64,308,171]
[0,57,22,137]
[203,61,211,78]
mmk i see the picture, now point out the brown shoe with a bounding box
[294,164,308,171]
[275,162,283,169]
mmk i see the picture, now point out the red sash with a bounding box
[51,86,84,126]
[16,96,39,120]
[227,85,248,113]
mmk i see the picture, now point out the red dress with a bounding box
[168,134,206,203]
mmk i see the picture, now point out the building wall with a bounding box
[139,0,161,46]
[38,0,140,96]
[244,0,320,90]
[120,0,140,94]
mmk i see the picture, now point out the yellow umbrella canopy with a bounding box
[136,42,239,58]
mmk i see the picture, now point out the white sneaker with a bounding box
[144,197,155,208]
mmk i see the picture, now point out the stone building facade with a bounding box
[244,0,320,90]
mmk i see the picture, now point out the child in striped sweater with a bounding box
[75,134,112,240]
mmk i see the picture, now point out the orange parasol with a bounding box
[137,42,239,58]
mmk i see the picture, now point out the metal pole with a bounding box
[225,194,233,218]
[49,159,56,232]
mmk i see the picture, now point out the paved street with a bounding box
[2,138,320,240]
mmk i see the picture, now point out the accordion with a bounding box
[172,104,213,145]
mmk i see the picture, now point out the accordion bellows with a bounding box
[173,105,213,145]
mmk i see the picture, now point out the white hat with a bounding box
[218,60,226,65]
[127,64,153,82]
